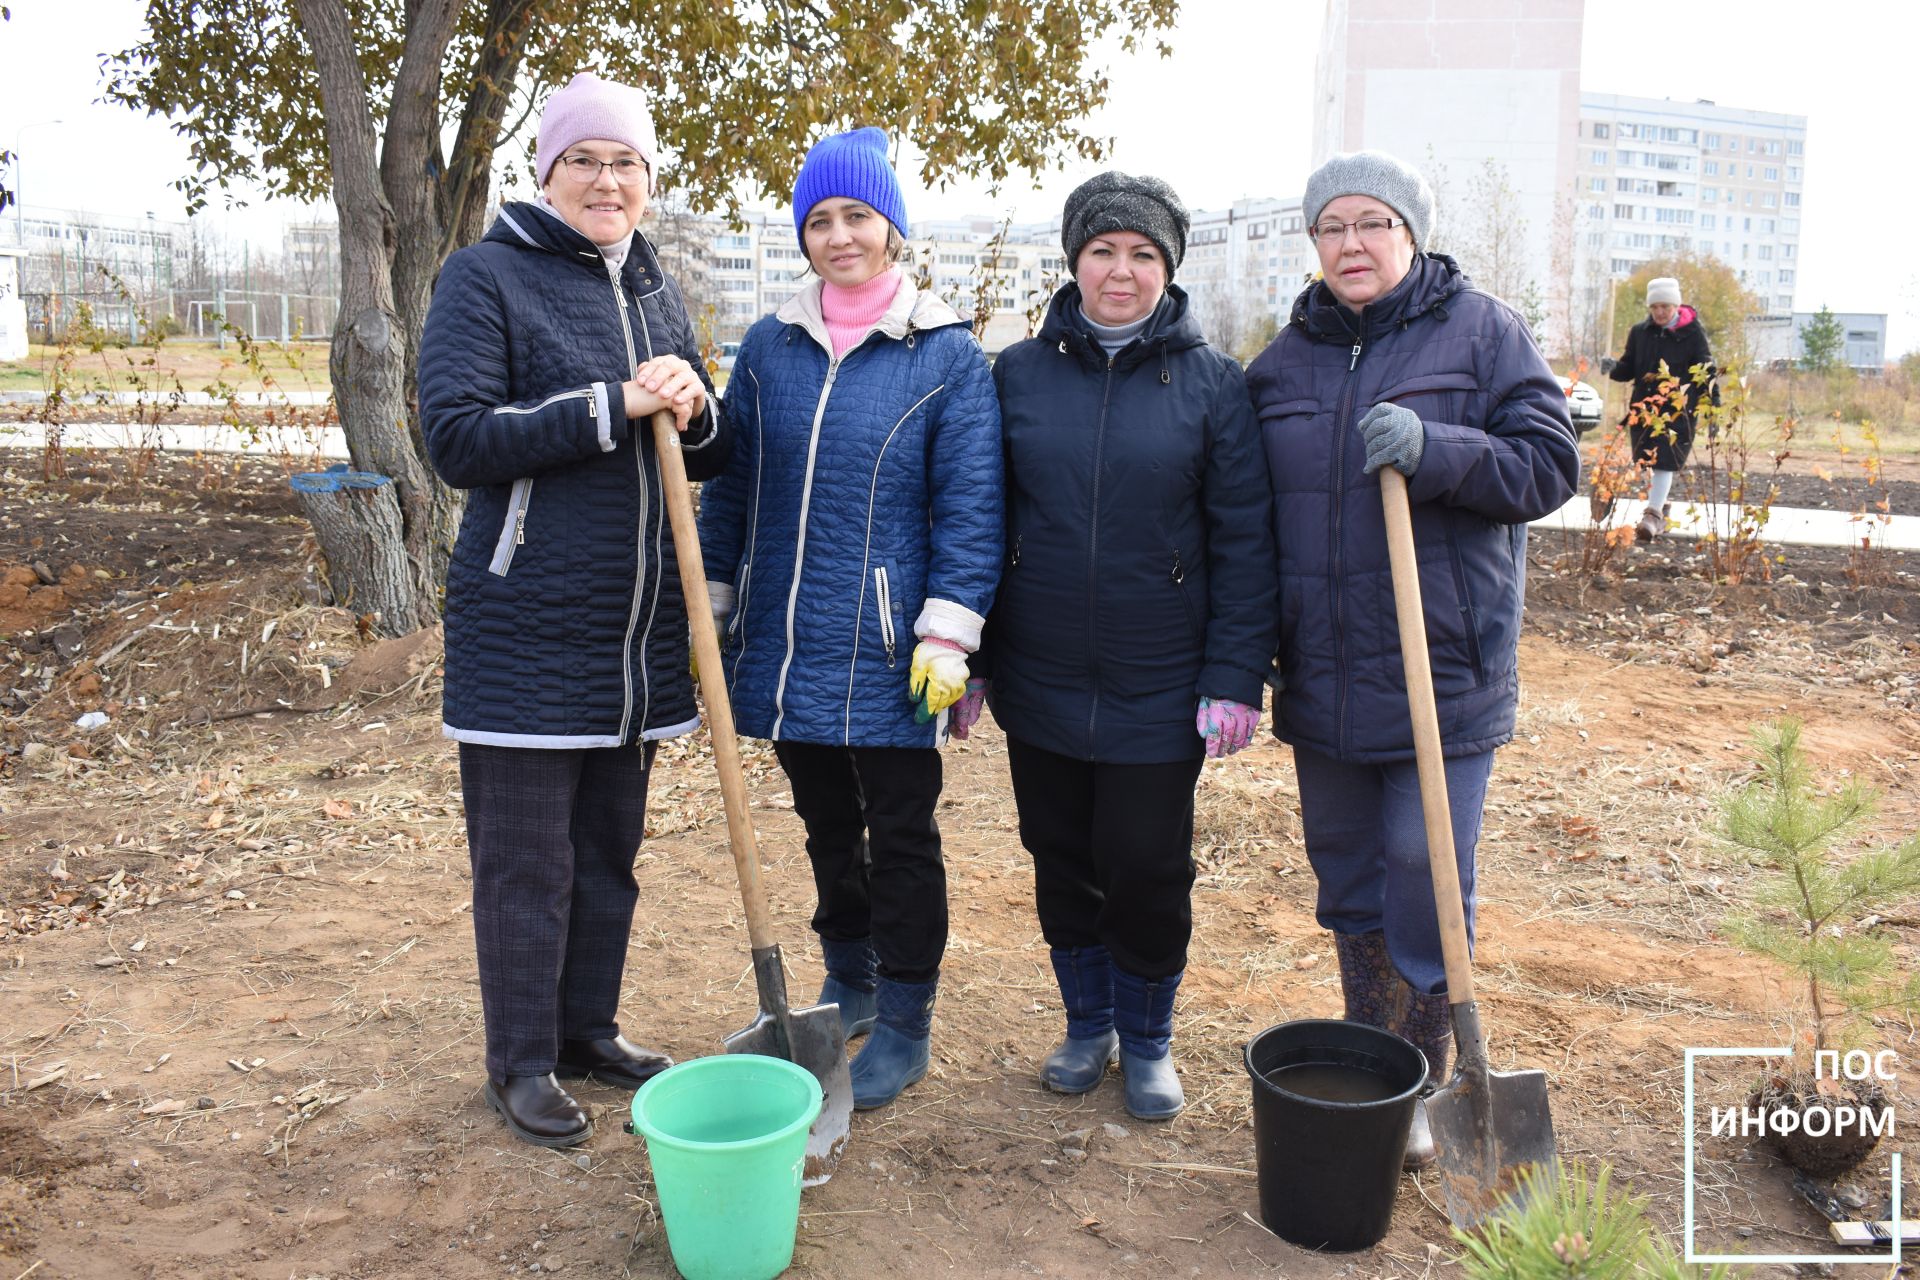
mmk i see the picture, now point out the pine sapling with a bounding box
[1718,719,1920,1176]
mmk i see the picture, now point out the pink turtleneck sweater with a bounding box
[822,267,901,358]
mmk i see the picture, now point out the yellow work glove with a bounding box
[908,638,970,724]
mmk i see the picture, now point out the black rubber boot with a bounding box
[1331,930,1398,1026]
[1041,946,1119,1094]
[1394,985,1453,1170]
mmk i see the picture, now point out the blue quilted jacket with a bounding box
[698,273,1004,746]
[1245,254,1578,763]
[419,201,728,748]
[986,284,1278,763]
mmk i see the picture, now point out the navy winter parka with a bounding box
[986,284,1278,764]
[1246,254,1578,763]
[697,273,1003,747]
[419,201,728,748]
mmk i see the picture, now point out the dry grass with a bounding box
[0,340,332,396]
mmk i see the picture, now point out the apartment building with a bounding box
[1180,197,1310,350]
[675,210,1068,353]
[1573,93,1807,314]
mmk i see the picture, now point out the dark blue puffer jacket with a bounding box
[419,202,727,747]
[986,284,1278,764]
[1245,254,1578,762]
[698,274,1003,747]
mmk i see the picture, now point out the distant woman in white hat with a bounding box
[1604,276,1717,541]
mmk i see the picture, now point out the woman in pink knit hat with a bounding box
[418,72,730,1149]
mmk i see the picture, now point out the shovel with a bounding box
[649,409,853,1186]
[1380,467,1556,1229]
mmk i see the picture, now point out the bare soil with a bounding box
[2,447,1917,1279]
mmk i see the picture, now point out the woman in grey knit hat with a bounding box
[962,171,1278,1120]
[1246,149,1579,1168]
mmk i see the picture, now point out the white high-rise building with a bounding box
[1312,0,1585,335]
[1572,93,1807,316]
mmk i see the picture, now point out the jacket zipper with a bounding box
[729,368,766,683]
[1333,335,1363,755]
[1086,350,1116,749]
[874,566,897,666]
[489,476,535,576]
[609,259,648,744]
[633,292,663,741]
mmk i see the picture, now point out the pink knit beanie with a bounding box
[536,73,659,190]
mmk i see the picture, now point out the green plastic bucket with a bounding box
[626,1054,823,1280]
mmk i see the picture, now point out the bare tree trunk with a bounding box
[293,0,448,635]
[293,472,419,631]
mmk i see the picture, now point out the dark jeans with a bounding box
[1005,735,1204,981]
[1292,744,1496,996]
[772,742,946,984]
[459,741,656,1080]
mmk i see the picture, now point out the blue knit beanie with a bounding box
[791,127,909,240]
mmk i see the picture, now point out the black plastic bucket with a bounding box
[1244,1019,1429,1252]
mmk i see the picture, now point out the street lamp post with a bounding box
[11,119,65,248]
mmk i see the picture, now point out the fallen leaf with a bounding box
[322,798,353,820]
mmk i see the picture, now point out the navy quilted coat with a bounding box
[1245,254,1578,763]
[697,274,1003,747]
[986,284,1278,763]
[419,201,728,748]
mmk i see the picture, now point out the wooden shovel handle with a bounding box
[650,410,774,951]
[1379,469,1476,1007]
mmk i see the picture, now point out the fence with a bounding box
[20,287,337,345]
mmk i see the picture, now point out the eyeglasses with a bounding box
[1307,217,1406,243]
[557,154,648,185]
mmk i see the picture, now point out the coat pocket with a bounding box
[725,560,752,652]
[487,477,534,576]
[1443,531,1487,687]
[1377,372,1481,428]
[1170,548,1202,642]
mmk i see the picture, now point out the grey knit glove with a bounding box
[1358,402,1425,477]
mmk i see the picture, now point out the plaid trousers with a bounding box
[458,741,656,1080]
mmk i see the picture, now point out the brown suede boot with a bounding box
[1634,505,1665,543]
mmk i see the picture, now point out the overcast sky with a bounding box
[3,0,1913,354]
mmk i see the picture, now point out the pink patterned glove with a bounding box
[948,678,989,740]
[1196,697,1260,759]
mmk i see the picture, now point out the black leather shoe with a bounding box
[484,1074,592,1148]
[556,1035,673,1089]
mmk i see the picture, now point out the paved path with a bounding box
[5,421,1916,553]
[1531,494,1920,552]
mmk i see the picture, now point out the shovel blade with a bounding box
[1426,1066,1557,1229]
[723,1002,852,1187]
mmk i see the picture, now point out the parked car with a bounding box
[1557,375,1604,435]
[716,341,740,373]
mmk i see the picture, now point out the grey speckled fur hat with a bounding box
[1303,151,1435,249]
[1061,172,1189,279]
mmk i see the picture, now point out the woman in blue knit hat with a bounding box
[698,126,1004,1110]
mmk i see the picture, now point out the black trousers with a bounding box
[459,741,656,1080]
[772,742,946,984]
[1005,736,1204,981]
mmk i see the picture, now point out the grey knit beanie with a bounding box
[1062,171,1189,279]
[1303,150,1435,250]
